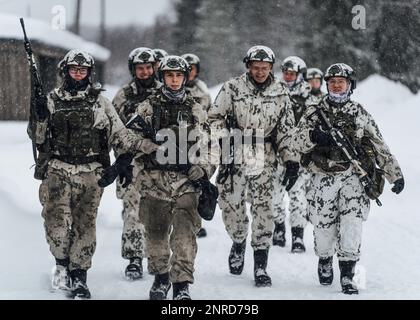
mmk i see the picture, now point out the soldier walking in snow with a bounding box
[208,46,298,287]
[272,56,312,253]
[112,47,161,280]
[305,68,326,105]
[34,50,153,299]
[291,63,404,294]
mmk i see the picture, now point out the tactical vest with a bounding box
[49,93,110,166]
[143,95,196,172]
[304,107,358,172]
[291,95,307,124]
[121,84,154,123]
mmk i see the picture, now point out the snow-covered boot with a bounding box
[173,281,191,300]
[51,259,71,291]
[254,249,272,287]
[149,272,171,300]
[197,227,207,238]
[228,239,246,275]
[339,260,359,295]
[318,256,334,285]
[70,269,91,299]
[125,257,143,280]
[291,227,306,253]
[273,222,286,247]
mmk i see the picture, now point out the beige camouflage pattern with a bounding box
[139,193,201,283]
[36,85,146,271]
[186,79,212,112]
[113,79,160,261]
[208,73,296,250]
[134,91,216,284]
[292,96,403,261]
[40,165,103,271]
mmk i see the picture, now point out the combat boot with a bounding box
[339,260,359,295]
[228,239,246,275]
[254,249,272,287]
[291,227,306,253]
[125,257,143,280]
[149,272,171,300]
[70,269,91,299]
[318,256,334,285]
[51,258,71,291]
[173,281,191,300]
[273,221,286,247]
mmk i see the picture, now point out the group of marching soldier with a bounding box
[30,43,404,300]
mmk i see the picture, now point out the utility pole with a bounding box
[74,0,81,35]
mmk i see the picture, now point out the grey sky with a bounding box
[0,0,173,27]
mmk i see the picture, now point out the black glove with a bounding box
[391,177,404,194]
[310,126,334,146]
[34,94,49,120]
[281,161,300,191]
[98,153,134,188]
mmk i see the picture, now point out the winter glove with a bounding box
[139,138,160,155]
[34,94,49,120]
[310,126,334,146]
[281,161,300,192]
[187,165,205,181]
[98,153,134,188]
[391,177,404,194]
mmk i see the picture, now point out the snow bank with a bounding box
[0,13,110,61]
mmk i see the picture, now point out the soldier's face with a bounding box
[68,66,88,81]
[327,77,349,94]
[308,78,321,90]
[282,70,297,83]
[164,71,185,90]
[188,65,198,82]
[249,61,272,83]
[135,63,154,80]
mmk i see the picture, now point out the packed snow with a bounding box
[0,13,110,61]
[0,75,419,299]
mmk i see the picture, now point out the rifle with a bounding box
[20,17,48,179]
[312,107,382,206]
[216,112,237,192]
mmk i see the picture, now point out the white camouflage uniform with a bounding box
[291,96,403,261]
[208,73,296,250]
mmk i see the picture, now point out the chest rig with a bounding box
[306,106,359,172]
[121,84,154,123]
[49,93,109,166]
[143,95,196,172]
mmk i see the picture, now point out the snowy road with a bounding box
[1,75,419,299]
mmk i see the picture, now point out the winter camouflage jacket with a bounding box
[185,78,212,112]
[291,96,403,183]
[35,85,146,174]
[285,80,312,124]
[208,72,297,169]
[134,90,218,201]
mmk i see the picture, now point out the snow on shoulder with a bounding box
[0,13,110,61]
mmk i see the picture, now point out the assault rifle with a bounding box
[312,107,382,206]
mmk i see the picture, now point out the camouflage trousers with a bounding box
[139,192,201,284]
[217,166,275,250]
[116,163,146,260]
[39,166,103,271]
[306,168,370,261]
[273,166,310,228]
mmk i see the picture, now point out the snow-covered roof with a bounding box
[0,13,110,61]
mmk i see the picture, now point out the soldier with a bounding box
[306,67,325,105]
[181,53,213,238]
[272,56,311,253]
[291,63,404,294]
[152,48,169,75]
[34,50,155,299]
[134,55,216,300]
[112,47,161,280]
[208,46,298,287]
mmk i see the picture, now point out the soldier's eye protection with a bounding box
[69,67,88,75]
